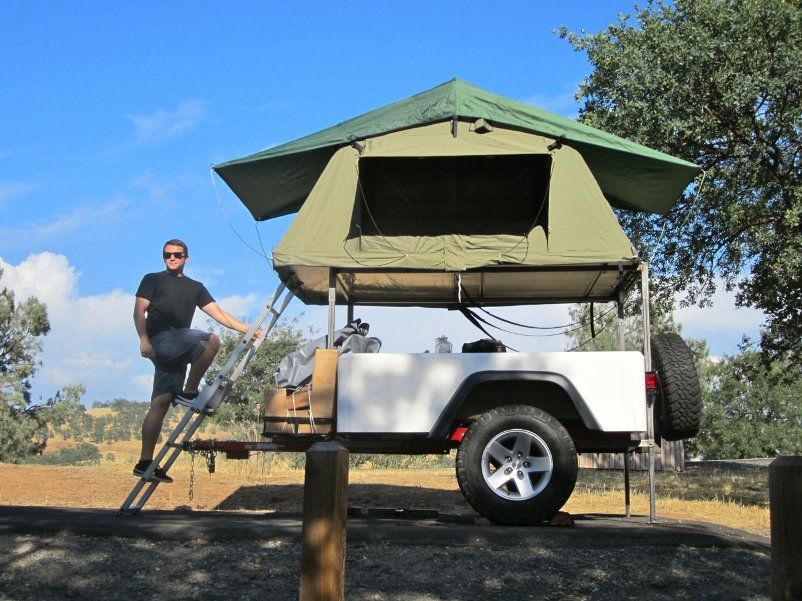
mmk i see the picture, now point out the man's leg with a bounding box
[183,333,220,394]
[139,392,172,462]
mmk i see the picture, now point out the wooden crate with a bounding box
[263,349,338,435]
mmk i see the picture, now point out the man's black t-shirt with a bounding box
[135,271,214,338]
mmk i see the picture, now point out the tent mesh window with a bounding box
[355,154,551,238]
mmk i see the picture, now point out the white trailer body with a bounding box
[337,351,648,434]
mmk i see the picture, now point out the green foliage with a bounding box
[56,398,151,443]
[0,267,52,462]
[206,321,307,439]
[560,0,802,361]
[24,442,101,466]
[686,348,802,459]
[0,269,93,462]
[349,454,453,470]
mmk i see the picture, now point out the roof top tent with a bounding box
[214,78,699,312]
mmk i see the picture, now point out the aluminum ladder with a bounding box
[118,283,294,516]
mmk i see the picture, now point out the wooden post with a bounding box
[300,441,349,601]
[770,456,802,600]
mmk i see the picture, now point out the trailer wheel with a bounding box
[455,405,577,525]
[651,333,702,441]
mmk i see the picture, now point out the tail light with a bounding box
[450,426,469,442]
[645,371,658,392]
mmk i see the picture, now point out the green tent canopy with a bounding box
[214,79,699,307]
[214,78,700,220]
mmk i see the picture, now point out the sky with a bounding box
[0,1,764,406]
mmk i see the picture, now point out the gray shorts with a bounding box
[150,328,212,400]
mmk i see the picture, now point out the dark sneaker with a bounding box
[133,461,173,484]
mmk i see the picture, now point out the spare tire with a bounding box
[650,333,702,441]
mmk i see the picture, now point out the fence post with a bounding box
[300,441,349,601]
[770,456,802,600]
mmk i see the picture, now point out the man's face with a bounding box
[163,244,188,273]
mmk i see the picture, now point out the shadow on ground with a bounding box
[214,483,470,512]
[0,512,772,601]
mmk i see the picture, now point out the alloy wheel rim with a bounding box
[481,428,553,500]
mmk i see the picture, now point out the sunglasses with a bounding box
[163,251,186,260]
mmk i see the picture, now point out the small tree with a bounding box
[687,348,802,459]
[206,321,307,439]
[0,269,87,462]
[0,268,51,461]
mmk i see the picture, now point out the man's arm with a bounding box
[134,296,155,359]
[200,302,258,336]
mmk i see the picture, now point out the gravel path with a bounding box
[0,527,771,600]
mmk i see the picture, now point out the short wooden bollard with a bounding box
[299,441,349,601]
[770,456,802,600]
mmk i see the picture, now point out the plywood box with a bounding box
[263,349,338,435]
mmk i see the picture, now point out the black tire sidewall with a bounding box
[456,405,577,525]
[651,333,702,441]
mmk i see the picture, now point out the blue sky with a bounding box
[1,1,763,406]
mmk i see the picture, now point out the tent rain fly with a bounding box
[214,79,699,307]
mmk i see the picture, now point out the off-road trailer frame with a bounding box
[182,260,660,522]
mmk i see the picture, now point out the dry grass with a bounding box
[5,427,769,536]
[0,452,770,536]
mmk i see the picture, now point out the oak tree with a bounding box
[561,0,802,361]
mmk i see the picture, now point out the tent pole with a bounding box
[641,263,657,523]
[328,270,336,350]
[624,451,631,518]
[617,295,631,517]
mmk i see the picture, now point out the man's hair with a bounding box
[163,239,188,255]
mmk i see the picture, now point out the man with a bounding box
[133,239,254,483]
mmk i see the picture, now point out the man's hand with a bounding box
[140,339,155,359]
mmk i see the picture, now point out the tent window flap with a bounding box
[355,154,551,237]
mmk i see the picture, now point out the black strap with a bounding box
[458,307,520,352]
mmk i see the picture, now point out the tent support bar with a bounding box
[582,269,605,298]
[328,270,336,350]
[641,263,656,523]
[617,290,631,517]
[624,451,632,518]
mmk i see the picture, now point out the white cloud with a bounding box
[192,293,262,330]
[128,100,207,144]
[0,252,147,405]
[675,281,764,353]
[520,91,580,118]
[0,197,130,248]
[131,172,168,200]
[0,182,36,205]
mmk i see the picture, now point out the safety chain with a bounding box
[187,441,217,502]
[189,451,195,501]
